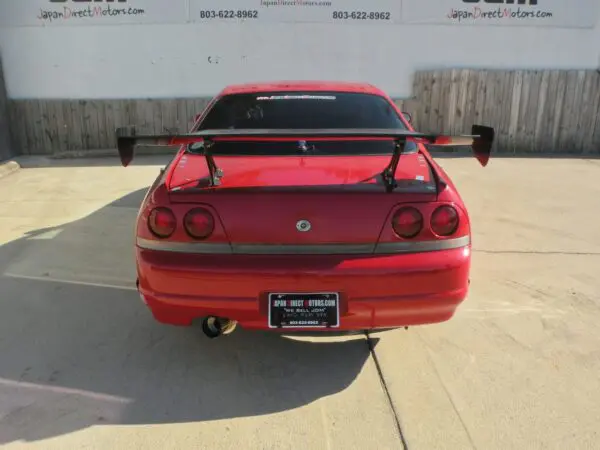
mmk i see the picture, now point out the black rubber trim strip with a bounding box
[136,235,470,255]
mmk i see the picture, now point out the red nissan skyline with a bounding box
[116,81,494,338]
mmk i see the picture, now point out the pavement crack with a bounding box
[416,330,478,450]
[364,331,409,450]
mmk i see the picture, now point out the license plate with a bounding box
[268,292,340,328]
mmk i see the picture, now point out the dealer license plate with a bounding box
[268,293,340,328]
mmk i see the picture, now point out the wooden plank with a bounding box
[592,92,600,151]
[557,70,578,153]
[43,100,60,153]
[19,101,31,154]
[145,99,157,134]
[496,71,514,153]
[103,101,117,149]
[569,70,586,153]
[5,102,16,155]
[542,70,560,153]
[138,99,155,134]
[123,100,138,132]
[23,101,38,154]
[77,100,89,149]
[507,71,523,153]
[577,72,593,152]
[152,99,163,134]
[482,70,499,131]
[581,72,600,153]
[454,69,470,135]
[161,99,178,134]
[7,101,27,155]
[433,70,452,133]
[428,71,443,134]
[134,99,150,134]
[423,72,436,132]
[487,70,504,153]
[446,69,459,135]
[25,100,45,154]
[53,100,69,152]
[462,70,478,140]
[95,101,110,149]
[35,100,48,153]
[35,100,52,153]
[415,71,433,132]
[516,71,532,153]
[410,71,421,129]
[63,101,80,151]
[177,98,190,132]
[409,71,423,129]
[82,100,101,150]
[473,71,488,135]
[522,71,539,153]
[533,70,550,153]
[550,71,568,153]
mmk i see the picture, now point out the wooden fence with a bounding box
[7,98,213,156]
[409,69,600,155]
[6,69,600,155]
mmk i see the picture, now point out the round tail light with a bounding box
[392,207,423,238]
[184,208,215,239]
[431,205,459,236]
[148,207,176,238]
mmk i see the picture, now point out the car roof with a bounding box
[219,81,387,96]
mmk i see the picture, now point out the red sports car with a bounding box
[116,81,494,338]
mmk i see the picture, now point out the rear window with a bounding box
[196,91,415,155]
[198,91,408,130]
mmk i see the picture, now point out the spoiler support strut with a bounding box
[381,138,404,193]
[194,138,224,186]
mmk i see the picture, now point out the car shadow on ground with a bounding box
[0,187,375,444]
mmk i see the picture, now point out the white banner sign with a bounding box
[0,0,188,27]
[190,0,401,24]
[401,0,600,28]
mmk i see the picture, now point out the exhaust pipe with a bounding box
[201,316,237,338]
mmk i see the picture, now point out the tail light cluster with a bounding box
[392,205,459,239]
[147,207,214,240]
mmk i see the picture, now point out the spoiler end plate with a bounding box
[471,124,495,167]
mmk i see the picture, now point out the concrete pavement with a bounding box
[0,155,598,449]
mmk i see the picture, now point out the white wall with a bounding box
[1,0,599,100]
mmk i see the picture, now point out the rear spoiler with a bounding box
[116,125,494,192]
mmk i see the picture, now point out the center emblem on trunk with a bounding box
[296,220,312,232]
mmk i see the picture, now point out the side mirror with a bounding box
[402,112,412,123]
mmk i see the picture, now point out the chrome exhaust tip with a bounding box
[201,316,237,338]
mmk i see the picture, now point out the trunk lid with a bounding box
[168,154,436,245]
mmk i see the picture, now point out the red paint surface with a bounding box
[138,246,471,329]
[133,81,478,331]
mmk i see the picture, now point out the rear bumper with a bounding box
[136,245,472,330]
